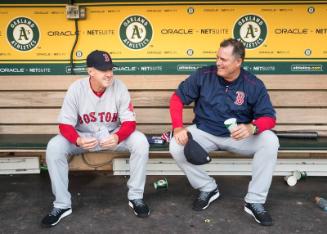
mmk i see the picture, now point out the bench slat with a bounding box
[1,90,327,108]
[0,91,172,108]
[1,75,327,90]
[1,124,327,136]
[1,108,327,124]
[1,134,327,151]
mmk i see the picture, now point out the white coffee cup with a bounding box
[284,175,297,186]
[224,118,237,132]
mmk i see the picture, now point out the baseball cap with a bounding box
[184,132,211,165]
[86,50,115,71]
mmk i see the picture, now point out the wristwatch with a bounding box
[251,124,258,135]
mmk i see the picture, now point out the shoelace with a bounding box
[133,199,145,207]
[198,191,210,201]
[250,203,266,214]
[49,207,62,216]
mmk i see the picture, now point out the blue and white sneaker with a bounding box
[244,202,273,226]
[192,187,220,211]
[129,199,150,218]
[41,207,72,227]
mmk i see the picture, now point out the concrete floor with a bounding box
[0,172,326,234]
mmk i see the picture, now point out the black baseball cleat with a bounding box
[192,187,220,211]
[41,207,72,227]
[244,202,273,226]
[129,199,150,218]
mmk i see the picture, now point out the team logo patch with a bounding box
[128,102,134,112]
[119,15,153,50]
[103,53,111,62]
[7,17,40,51]
[234,91,245,105]
[233,14,267,49]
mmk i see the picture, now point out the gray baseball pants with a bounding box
[46,130,149,209]
[169,124,279,204]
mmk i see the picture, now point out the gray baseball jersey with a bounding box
[58,77,135,138]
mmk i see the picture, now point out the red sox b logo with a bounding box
[234,91,245,105]
[103,53,111,62]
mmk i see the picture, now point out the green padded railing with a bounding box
[1,134,327,151]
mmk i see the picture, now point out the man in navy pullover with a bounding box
[169,38,279,226]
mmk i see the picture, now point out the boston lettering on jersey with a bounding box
[78,111,118,124]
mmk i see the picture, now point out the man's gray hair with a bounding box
[220,38,245,61]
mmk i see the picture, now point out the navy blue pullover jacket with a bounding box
[176,65,276,137]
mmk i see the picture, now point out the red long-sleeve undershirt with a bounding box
[170,92,184,129]
[59,124,79,144]
[169,92,276,134]
[252,117,276,134]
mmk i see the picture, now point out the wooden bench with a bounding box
[1,75,327,175]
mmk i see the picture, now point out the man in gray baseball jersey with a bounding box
[169,38,279,226]
[41,50,150,227]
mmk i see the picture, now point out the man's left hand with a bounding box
[99,134,119,149]
[230,124,254,140]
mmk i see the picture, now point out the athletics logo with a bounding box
[7,17,40,51]
[233,14,267,49]
[119,15,153,50]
